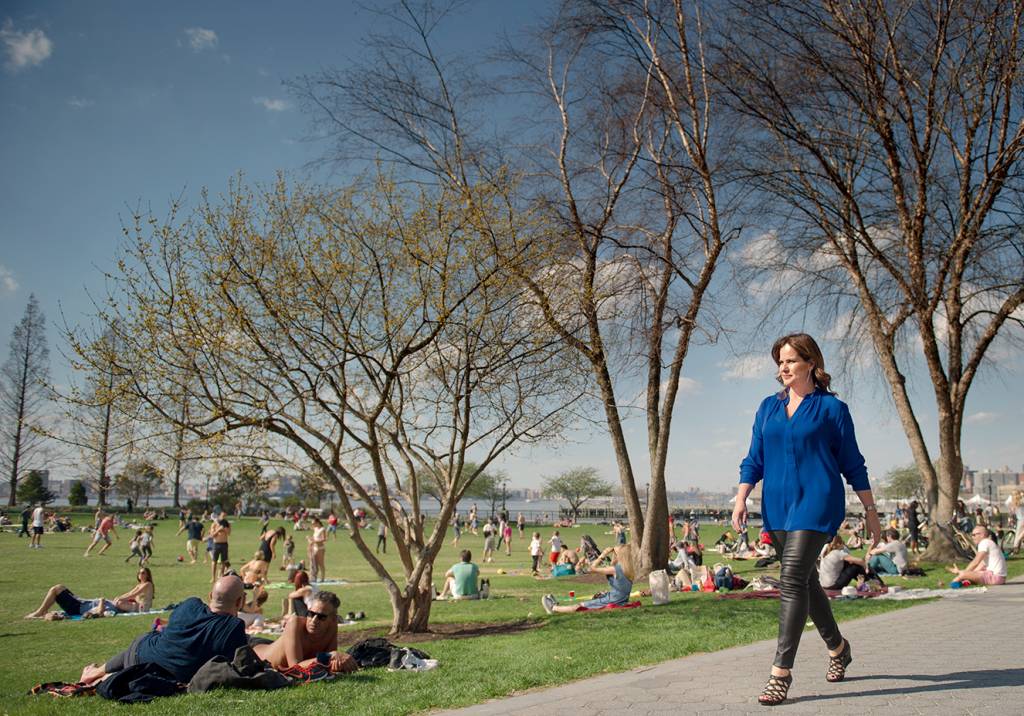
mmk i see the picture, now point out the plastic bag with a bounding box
[648,569,670,605]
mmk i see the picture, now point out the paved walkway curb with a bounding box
[436,579,1024,715]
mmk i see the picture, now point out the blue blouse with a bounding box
[739,388,869,535]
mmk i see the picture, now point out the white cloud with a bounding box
[184,27,218,52]
[67,96,94,109]
[253,96,289,112]
[1,19,53,71]
[965,411,998,425]
[721,354,775,380]
[0,264,18,293]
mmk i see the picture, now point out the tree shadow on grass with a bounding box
[795,669,1024,703]
[336,619,545,647]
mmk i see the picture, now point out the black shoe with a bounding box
[758,673,792,705]
[826,640,852,682]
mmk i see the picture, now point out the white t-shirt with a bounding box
[549,535,562,553]
[529,537,541,556]
[879,540,909,572]
[32,506,44,527]
[977,538,1007,577]
[818,548,849,588]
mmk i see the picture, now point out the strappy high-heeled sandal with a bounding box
[826,639,853,682]
[758,672,793,706]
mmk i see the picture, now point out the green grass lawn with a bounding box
[2,514,1019,714]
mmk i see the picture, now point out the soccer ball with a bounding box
[177,555,184,562]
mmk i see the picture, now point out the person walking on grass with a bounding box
[376,520,387,554]
[308,517,327,582]
[30,503,45,548]
[734,333,881,706]
[84,511,118,557]
[517,512,526,539]
[548,530,562,568]
[529,531,542,576]
[451,512,462,548]
[503,520,513,556]
[210,512,231,583]
[18,504,30,538]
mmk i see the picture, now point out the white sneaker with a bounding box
[541,594,556,614]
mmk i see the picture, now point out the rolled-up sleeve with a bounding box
[836,403,869,491]
[739,406,765,486]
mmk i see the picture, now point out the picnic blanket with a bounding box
[266,579,347,589]
[576,600,642,611]
[65,609,167,621]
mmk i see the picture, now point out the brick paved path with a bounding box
[438,578,1024,715]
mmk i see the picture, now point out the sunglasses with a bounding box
[307,609,334,622]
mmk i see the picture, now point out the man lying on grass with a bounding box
[253,591,356,673]
[78,575,249,686]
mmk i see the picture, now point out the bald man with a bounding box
[79,575,248,685]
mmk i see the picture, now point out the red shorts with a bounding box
[549,552,559,564]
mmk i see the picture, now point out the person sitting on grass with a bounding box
[253,591,356,673]
[867,528,909,576]
[948,526,1007,586]
[282,570,319,617]
[239,556,270,586]
[25,567,156,620]
[818,536,868,590]
[77,575,248,686]
[713,530,735,554]
[238,585,269,628]
[436,549,480,600]
[667,541,698,577]
[542,545,635,614]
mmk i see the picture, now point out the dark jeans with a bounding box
[770,530,843,669]
[105,633,148,673]
[822,562,867,590]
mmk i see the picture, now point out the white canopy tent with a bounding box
[965,494,991,506]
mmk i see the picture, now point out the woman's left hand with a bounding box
[865,511,882,548]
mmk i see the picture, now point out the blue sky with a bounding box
[1,2,1021,491]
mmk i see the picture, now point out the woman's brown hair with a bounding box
[771,333,834,393]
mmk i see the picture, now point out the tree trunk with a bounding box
[387,565,435,635]
[920,425,965,562]
[639,482,669,577]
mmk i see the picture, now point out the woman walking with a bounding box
[734,333,880,705]
[308,517,327,582]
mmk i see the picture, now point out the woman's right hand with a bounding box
[731,503,747,533]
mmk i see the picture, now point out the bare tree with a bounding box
[1,294,51,506]
[53,327,137,507]
[719,0,1024,558]
[77,174,579,633]
[291,0,746,573]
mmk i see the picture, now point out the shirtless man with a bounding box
[253,591,356,672]
[210,514,231,583]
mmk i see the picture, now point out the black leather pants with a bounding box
[770,530,844,669]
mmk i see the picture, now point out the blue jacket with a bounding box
[739,389,869,535]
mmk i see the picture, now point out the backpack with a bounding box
[713,565,734,591]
